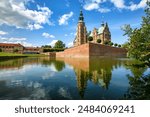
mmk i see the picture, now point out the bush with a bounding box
[97,39,101,43]
[43,48,65,52]
[0,48,2,52]
[114,43,118,47]
[110,42,114,46]
[88,36,93,41]
[13,49,19,53]
[118,45,121,48]
[104,41,109,45]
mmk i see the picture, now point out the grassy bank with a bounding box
[0,52,46,60]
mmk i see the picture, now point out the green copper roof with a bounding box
[79,10,84,22]
[98,23,107,34]
[98,26,105,34]
[89,32,93,37]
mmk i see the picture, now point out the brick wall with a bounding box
[56,43,127,58]
[56,44,89,58]
[89,43,127,57]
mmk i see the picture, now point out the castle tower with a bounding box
[74,10,87,46]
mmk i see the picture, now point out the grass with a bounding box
[0,52,46,59]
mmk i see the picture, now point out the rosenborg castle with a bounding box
[74,10,111,47]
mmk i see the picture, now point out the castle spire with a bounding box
[74,10,87,46]
[78,10,84,22]
[101,21,104,27]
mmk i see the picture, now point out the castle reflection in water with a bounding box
[0,57,149,99]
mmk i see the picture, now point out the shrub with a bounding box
[110,42,114,46]
[13,49,19,53]
[88,36,93,41]
[97,39,101,43]
[114,43,118,47]
[43,48,65,52]
[118,45,121,48]
[104,41,109,45]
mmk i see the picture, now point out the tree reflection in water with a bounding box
[0,57,149,99]
[124,74,150,99]
[124,62,150,99]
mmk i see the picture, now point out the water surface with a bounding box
[0,57,149,100]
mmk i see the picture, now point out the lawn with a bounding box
[0,52,46,57]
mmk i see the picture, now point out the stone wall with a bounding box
[56,43,127,58]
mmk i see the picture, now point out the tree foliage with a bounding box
[54,40,65,49]
[118,45,121,48]
[104,41,109,45]
[0,48,2,52]
[88,36,93,41]
[122,1,150,67]
[114,43,118,47]
[97,39,101,43]
[42,45,52,48]
[43,48,65,52]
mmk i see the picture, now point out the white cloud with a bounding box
[83,0,110,13]
[128,0,148,11]
[0,31,8,35]
[0,0,53,30]
[21,41,33,47]
[110,0,149,10]
[58,87,72,99]
[0,37,33,46]
[110,0,126,9]
[67,42,73,47]
[0,37,26,42]
[65,34,68,36]
[98,8,111,13]
[81,0,148,12]
[42,32,55,39]
[84,2,99,10]
[65,0,70,7]
[49,40,58,47]
[58,12,74,25]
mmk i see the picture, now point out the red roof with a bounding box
[0,43,24,47]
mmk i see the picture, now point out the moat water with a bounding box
[0,57,149,100]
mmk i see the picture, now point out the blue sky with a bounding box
[0,0,148,47]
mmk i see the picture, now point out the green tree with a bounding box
[118,45,121,48]
[0,48,2,52]
[13,48,19,53]
[114,43,118,47]
[54,40,65,49]
[104,41,109,45]
[122,42,130,49]
[42,45,52,48]
[122,1,150,67]
[88,36,93,41]
[110,42,114,46]
[97,39,101,43]
[108,41,112,46]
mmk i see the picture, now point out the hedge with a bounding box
[43,48,65,52]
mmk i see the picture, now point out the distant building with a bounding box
[89,22,111,44]
[0,43,41,54]
[74,10,87,46]
[0,43,24,54]
[23,47,40,54]
[73,10,111,46]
